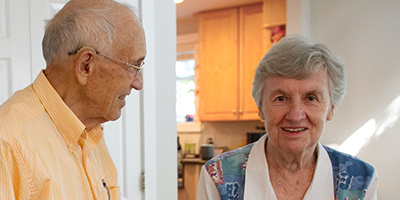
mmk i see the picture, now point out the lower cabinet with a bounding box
[178,159,205,200]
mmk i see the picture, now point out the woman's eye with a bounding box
[276,96,285,101]
[307,96,316,101]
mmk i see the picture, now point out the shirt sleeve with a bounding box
[0,141,15,199]
[0,140,30,200]
[363,171,379,200]
[197,165,221,200]
[0,142,15,200]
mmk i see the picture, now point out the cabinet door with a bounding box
[239,3,264,120]
[263,0,287,28]
[198,8,239,121]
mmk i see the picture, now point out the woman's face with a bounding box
[258,68,334,154]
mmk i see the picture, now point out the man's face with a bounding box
[83,26,146,123]
[258,68,334,154]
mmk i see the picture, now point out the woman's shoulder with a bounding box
[322,145,375,174]
[204,143,255,168]
[322,145,376,195]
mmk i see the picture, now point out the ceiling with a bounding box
[176,0,262,20]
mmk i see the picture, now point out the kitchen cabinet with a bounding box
[263,0,286,29]
[198,3,265,121]
[263,0,286,51]
[178,159,206,200]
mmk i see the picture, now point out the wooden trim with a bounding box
[177,33,198,45]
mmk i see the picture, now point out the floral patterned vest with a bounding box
[203,143,375,200]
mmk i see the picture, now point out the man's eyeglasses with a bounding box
[68,46,144,77]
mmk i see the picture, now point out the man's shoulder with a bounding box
[0,85,42,139]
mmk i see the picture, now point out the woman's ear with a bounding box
[327,105,335,121]
[258,107,265,121]
[74,49,95,85]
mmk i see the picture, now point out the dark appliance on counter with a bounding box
[247,132,265,144]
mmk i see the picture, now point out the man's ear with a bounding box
[74,49,95,85]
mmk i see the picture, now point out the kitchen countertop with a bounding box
[181,158,207,165]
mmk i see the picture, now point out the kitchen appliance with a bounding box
[247,132,265,144]
[200,144,214,160]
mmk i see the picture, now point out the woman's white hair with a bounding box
[252,35,347,109]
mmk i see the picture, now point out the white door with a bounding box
[0,0,32,103]
[1,0,143,199]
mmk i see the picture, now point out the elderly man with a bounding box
[0,0,146,199]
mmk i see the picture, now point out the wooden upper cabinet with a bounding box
[239,4,265,120]
[198,3,263,121]
[198,8,239,121]
[263,0,286,28]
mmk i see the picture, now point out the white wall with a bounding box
[288,0,400,199]
[141,0,177,199]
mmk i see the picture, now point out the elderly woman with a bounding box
[197,35,378,200]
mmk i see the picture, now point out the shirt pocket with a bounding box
[109,186,120,200]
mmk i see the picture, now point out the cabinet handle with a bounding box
[239,109,243,115]
[232,109,237,114]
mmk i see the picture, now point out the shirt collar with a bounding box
[79,126,104,153]
[32,71,103,153]
[244,134,334,199]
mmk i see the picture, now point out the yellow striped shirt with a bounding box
[0,71,120,200]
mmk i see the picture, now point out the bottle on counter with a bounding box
[207,137,214,145]
[178,136,182,159]
[177,137,183,188]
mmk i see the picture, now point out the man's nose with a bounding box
[131,74,143,90]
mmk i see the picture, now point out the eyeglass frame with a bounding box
[68,46,144,77]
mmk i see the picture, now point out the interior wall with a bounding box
[288,0,400,198]
[177,17,198,35]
